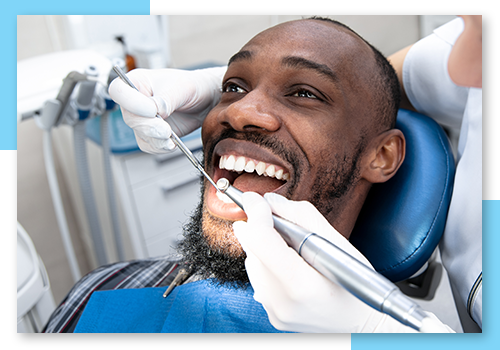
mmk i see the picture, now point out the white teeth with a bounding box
[256,162,266,175]
[265,165,275,177]
[225,155,235,170]
[234,156,246,172]
[244,160,255,173]
[218,155,289,181]
[216,190,234,204]
[275,169,283,180]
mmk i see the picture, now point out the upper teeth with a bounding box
[219,155,289,181]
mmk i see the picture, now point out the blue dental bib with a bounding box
[74,279,287,333]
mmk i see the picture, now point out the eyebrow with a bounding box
[228,50,253,66]
[227,51,340,86]
[281,56,340,85]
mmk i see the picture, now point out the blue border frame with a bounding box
[352,201,495,348]
[5,0,149,150]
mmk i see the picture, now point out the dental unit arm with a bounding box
[36,71,88,130]
[216,178,429,332]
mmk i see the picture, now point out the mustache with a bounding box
[204,128,303,170]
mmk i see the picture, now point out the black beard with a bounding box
[176,183,250,287]
[309,135,367,218]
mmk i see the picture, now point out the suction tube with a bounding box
[100,111,125,261]
[73,122,108,266]
[43,131,81,282]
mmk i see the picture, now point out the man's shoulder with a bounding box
[44,255,183,333]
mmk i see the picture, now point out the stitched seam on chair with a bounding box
[379,129,451,274]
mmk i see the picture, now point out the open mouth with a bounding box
[205,139,292,221]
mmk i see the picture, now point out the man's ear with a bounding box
[361,129,405,184]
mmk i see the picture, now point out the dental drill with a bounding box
[216,178,428,331]
[112,66,428,331]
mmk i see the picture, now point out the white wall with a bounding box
[18,15,423,66]
[167,15,422,68]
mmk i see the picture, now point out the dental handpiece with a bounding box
[216,178,428,332]
[112,65,219,191]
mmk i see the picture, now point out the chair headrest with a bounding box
[350,109,455,282]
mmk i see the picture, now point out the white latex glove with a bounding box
[108,66,226,154]
[233,192,454,333]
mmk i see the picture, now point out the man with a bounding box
[181,17,407,285]
[44,17,406,333]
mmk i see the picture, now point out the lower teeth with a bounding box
[216,190,234,204]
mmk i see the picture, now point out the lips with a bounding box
[205,139,292,221]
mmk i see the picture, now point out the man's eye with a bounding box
[223,83,246,94]
[293,90,318,99]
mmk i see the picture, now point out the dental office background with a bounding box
[9,5,498,350]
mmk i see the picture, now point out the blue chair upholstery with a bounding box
[350,109,455,282]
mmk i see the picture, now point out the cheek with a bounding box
[287,116,338,150]
[201,109,220,143]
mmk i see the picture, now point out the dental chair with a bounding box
[350,108,455,299]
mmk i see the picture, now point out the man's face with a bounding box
[199,20,378,257]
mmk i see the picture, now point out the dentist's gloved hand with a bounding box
[233,192,454,333]
[108,66,226,154]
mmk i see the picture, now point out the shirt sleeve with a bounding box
[403,18,469,130]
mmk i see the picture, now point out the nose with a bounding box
[217,90,281,133]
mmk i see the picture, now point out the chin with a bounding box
[201,201,246,258]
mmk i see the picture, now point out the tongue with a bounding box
[232,172,284,195]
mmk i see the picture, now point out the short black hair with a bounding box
[308,16,401,130]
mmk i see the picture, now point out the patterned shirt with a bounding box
[43,256,188,333]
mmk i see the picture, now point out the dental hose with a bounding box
[100,111,126,261]
[72,65,110,267]
[43,130,82,282]
[73,122,108,266]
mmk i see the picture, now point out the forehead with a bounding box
[236,20,375,75]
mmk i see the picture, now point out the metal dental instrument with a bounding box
[216,177,429,332]
[163,266,193,298]
[112,65,219,191]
